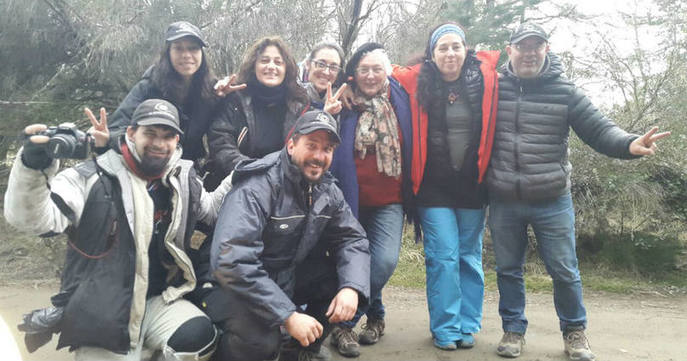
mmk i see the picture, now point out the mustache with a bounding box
[306,160,326,168]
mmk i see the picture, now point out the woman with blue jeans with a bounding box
[392,23,499,350]
[328,42,413,358]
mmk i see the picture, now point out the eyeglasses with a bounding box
[311,60,341,73]
[513,42,547,53]
[356,67,386,76]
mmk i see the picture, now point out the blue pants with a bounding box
[342,203,403,327]
[488,193,587,334]
[418,207,486,343]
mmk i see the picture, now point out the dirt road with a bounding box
[0,284,684,361]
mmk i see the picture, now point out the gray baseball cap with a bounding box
[165,21,207,47]
[510,22,549,44]
[291,110,341,144]
[131,99,183,134]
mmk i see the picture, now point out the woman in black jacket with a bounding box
[206,36,309,188]
[108,21,220,168]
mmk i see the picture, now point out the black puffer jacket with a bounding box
[487,53,639,202]
[108,67,218,164]
[205,91,307,189]
[210,150,370,327]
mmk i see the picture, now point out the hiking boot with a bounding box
[496,331,525,358]
[329,326,360,357]
[358,318,385,345]
[563,329,596,361]
[433,338,457,351]
[279,343,331,361]
[457,333,475,349]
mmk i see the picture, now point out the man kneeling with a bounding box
[207,110,370,361]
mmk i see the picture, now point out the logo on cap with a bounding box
[315,112,332,124]
[154,102,171,113]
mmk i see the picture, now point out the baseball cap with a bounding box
[131,99,183,134]
[292,110,341,144]
[165,21,207,47]
[510,22,549,44]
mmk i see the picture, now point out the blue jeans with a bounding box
[341,203,403,328]
[488,193,587,334]
[418,207,486,343]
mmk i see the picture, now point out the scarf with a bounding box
[353,81,402,178]
[247,79,287,107]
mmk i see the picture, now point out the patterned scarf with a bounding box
[353,81,402,178]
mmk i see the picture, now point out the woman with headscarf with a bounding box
[392,22,499,350]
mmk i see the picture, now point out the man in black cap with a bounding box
[205,109,370,361]
[5,99,234,360]
[488,22,670,361]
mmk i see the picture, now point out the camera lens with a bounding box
[47,135,77,158]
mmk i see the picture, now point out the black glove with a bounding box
[21,135,53,170]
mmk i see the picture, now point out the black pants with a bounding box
[209,254,339,361]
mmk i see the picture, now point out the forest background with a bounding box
[0,0,685,291]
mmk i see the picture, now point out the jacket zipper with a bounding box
[515,82,523,200]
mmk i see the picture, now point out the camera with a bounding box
[39,123,92,159]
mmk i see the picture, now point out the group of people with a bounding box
[4,18,669,361]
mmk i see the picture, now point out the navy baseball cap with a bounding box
[165,21,207,47]
[510,22,549,44]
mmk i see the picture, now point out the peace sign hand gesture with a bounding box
[214,74,247,97]
[629,126,671,156]
[85,107,109,148]
[324,82,347,116]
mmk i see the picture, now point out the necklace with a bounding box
[447,87,459,104]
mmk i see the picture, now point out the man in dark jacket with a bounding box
[487,23,670,361]
[208,110,370,361]
[5,99,233,360]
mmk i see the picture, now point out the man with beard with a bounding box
[488,23,670,361]
[4,99,233,360]
[206,110,370,361]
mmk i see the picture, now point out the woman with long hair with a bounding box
[392,22,499,350]
[206,36,310,187]
[108,21,221,166]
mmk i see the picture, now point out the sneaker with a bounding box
[358,318,385,345]
[279,345,331,361]
[496,331,525,358]
[457,333,475,349]
[563,329,596,361]
[433,338,457,351]
[329,326,360,357]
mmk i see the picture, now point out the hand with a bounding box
[324,83,347,115]
[85,107,109,148]
[214,74,247,97]
[340,83,356,110]
[284,312,323,347]
[326,287,359,323]
[21,124,52,170]
[629,126,671,156]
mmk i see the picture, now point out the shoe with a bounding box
[279,345,331,361]
[563,329,596,361]
[496,331,525,358]
[358,318,385,345]
[329,326,360,357]
[433,338,457,351]
[457,333,475,349]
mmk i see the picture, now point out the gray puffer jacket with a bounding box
[487,53,639,202]
[210,150,370,327]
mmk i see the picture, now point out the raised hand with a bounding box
[325,287,358,323]
[629,126,671,156]
[324,82,347,115]
[85,107,109,148]
[214,74,247,97]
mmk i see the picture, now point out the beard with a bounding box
[138,151,171,177]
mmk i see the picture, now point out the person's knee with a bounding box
[215,326,281,361]
[166,316,217,356]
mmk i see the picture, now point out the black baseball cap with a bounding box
[510,22,549,44]
[132,99,183,134]
[165,21,207,47]
[292,110,341,144]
